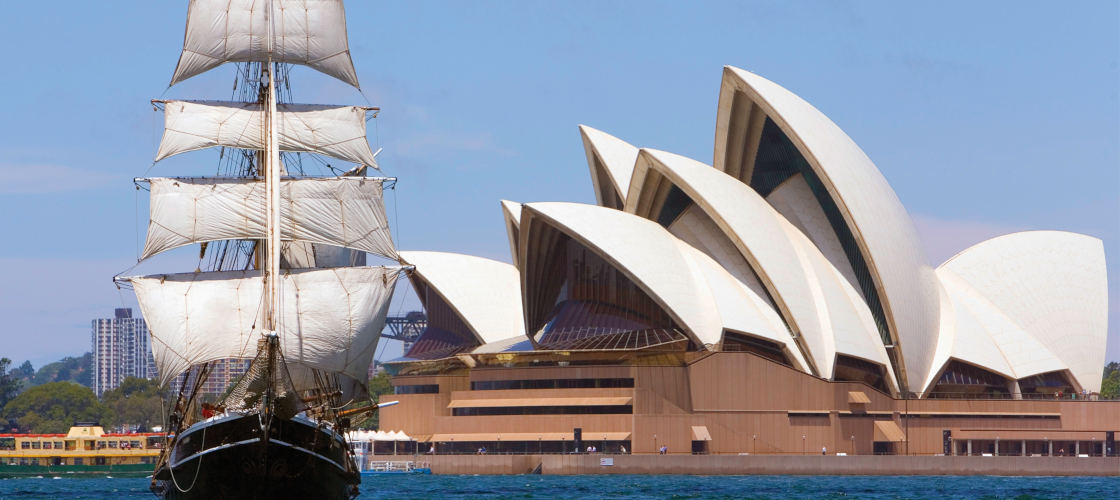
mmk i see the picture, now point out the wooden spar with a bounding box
[263,0,281,336]
[338,401,399,419]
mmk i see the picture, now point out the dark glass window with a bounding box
[405,279,478,360]
[471,378,634,390]
[749,118,805,197]
[656,185,693,227]
[721,331,790,367]
[929,360,1010,398]
[1017,371,1073,396]
[833,355,890,394]
[394,384,440,395]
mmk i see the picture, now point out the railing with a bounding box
[360,450,1119,457]
[902,391,1117,401]
[366,460,418,472]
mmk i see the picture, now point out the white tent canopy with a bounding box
[155,100,379,168]
[141,177,396,261]
[171,0,359,88]
[129,266,401,390]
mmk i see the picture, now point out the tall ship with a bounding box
[115,1,401,498]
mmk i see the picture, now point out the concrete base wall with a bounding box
[427,454,1120,476]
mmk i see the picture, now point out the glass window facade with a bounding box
[1018,371,1074,396]
[656,185,693,227]
[833,355,890,394]
[471,378,634,390]
[929,360,1010,398]
[394,384,440,394]
[532,236,688,351]
[405,279,479,360]
[721,331,791,367]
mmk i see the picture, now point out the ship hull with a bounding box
[152,414,357,500]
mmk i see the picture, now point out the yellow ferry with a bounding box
[0,423,163,477]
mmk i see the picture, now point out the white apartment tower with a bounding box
[91,308,156,397]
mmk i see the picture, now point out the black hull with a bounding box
[152,414,358,500]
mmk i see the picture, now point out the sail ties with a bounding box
[126,266,403,393]
[171,0,359,88]
[154,100,380,169]
[139,176,397,262]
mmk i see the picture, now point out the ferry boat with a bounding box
[0,424,163,477]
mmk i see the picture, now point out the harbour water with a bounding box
[0,474,1116,499]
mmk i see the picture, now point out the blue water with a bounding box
[0,475,1116,499]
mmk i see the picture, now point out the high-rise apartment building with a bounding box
[167,358,253,400]
[91,308,156,397]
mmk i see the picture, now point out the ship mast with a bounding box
[264,0,281,337]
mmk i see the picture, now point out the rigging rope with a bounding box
[134,184,141,261]
[167,423,206,494]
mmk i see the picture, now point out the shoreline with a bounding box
[416,454,1120,476]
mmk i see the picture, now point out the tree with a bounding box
[1,382,104,434]
[352,371,393,429]
[0,358,22,412]
[1101,361,1120,399]
[31,353,93,388]
[101,377,165,431]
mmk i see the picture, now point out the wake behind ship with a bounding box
[115,1,403,498]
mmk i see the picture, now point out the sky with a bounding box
[0,1,1116,369]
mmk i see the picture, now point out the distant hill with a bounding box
[31,352,92,388]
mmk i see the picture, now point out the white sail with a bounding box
[141,177,397,261]
[280,241,366,269]
[129,266,401,390]
[155,100,379,168]
[171,0,359,88]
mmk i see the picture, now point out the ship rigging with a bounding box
[114,1,402,498]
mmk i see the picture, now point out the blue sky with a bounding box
[0,1,1116,368]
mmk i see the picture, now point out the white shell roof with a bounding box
[925,280,1015,389]
[786,222,898,392]
[926,271,1067,389]
[500,200,522,268]
[398,251,526,345]
[626,148,895,386]
[521,202,724,347]
[935,231,1108,392]
[674,241,810,372]
[472,335,535,354]
[767,174,861,291]
[579,125,639,208]
[716,66,941,390]
[626,148,828,373]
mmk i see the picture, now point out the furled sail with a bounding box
[128,266,401,391]
[155,100,379,168]
[171,0,359,88]
[141,177,397,260]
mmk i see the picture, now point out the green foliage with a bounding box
[1101,361,1120,399]
[1,382,104,434]
[31,353,93,388]
[100,377,164,431]
[0,358,23,412]
[353,371,393,429]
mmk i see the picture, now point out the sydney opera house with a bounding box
[380,67,1117,457]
